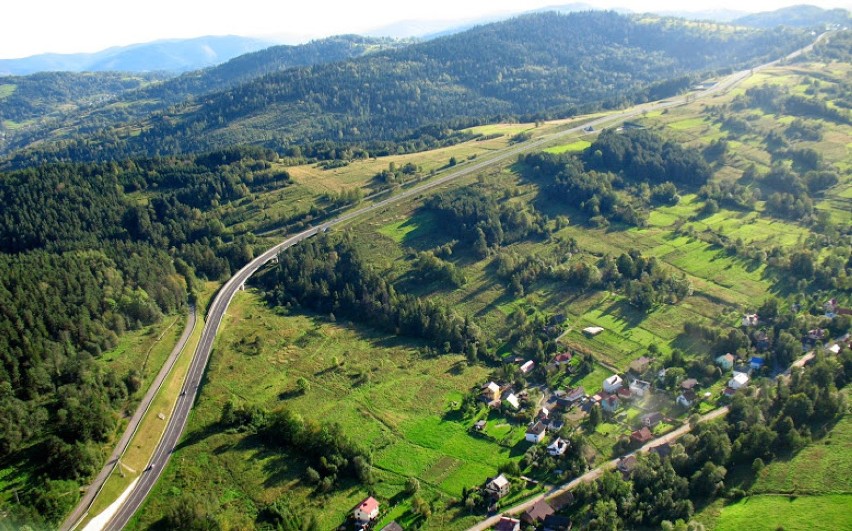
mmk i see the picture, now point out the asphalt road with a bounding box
[61,305,196,531]
[101,32,827,530]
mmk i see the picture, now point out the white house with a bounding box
[520,360,535,374]
[485,474,511,499]
[547,437,569,456]
[677,389,696,408]
[742,313,759,327]
[526,421,547,443]
[482,381,501,401]
[629,379,651,397]
[603,374,623,393]
[353,496,380,522]
[504,392,520,410]
[728,372,749,390]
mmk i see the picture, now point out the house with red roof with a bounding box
[353,496,379,522]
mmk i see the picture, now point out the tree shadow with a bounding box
[598,298,647,330]
[509,438,533,458]
[174,422,221,451]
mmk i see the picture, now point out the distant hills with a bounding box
[0,36,404,154]
[0,35,274,76]
[2,11,812,167]
[734,5,851,29]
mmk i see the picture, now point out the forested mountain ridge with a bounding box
[734,5,851,29]
[0,36,405,158]
[4,11,810,168]
[0,71,167,127]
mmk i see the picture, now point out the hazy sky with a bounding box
[2,0,849,59]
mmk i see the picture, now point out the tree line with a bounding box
[261,233,484,357]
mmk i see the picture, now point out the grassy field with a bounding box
[543,140,592,154]
[751,413,852,496]
[709,494,852,531]
[696,408,852,530]
[131,288,500,530]
[0,83,15,100]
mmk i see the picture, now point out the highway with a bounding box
[61,306,196,531]
[101,32,827,530]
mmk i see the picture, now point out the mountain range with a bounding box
[2,10,813,167]
[0,35,274,76]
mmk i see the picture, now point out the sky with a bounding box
[2,0,849,59]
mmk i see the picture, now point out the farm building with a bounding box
[603,374,623,393]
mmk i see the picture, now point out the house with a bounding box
[680,378,698,391]
[526,421,547,443]
[520,360,535,374]
[750,357,765,371]
[485,474,511,499]
[494,517,521,531]
[723,387,738,398]
[730,369,750,387]
[583,326,604,336]
[504,392,520,410]
[827,343,841,355]
[715,353,735,371]
[808,329,826,341]
[521,500,555,525]
[474,420,487,431]
[742,313,759,327]
[677,388,696,407]
[353,496,380,522]
[617,455,637,478]
[631,427,654,445]
[554,352,573,365]
[603,374,623,393]
[550,419,565,431]
[650,442,672,459]
[629,379,651,397]
[482,381,501,402]
[380,523,404,531]
[547,437,569,456]
[543,514,572,531]
[563,387,586,405]
[567,387,586,401]
[728,372,749,390]
[617,387,632,400]
[629,356,651,375]
[549,490,576,511]
[601,393,620,413]
[640,411,664,428]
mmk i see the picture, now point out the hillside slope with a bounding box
[4,11,809,167]
[735,5,850,28]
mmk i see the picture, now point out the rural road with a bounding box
[61,305,196,531]
[99,32,828,530]
[466,352,817,531]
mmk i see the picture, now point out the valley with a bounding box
[0,7,849,531]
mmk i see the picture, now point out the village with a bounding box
[344,300,851,531]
